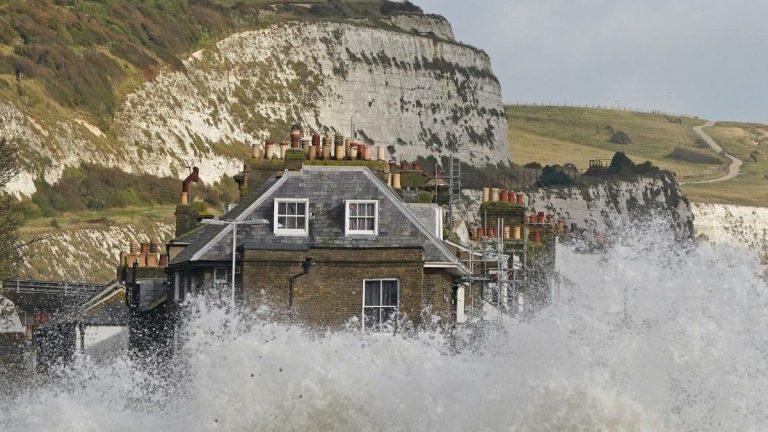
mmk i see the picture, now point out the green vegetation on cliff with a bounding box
[19,164,237,220]
[0,138,20,280]
[0,0,422,127]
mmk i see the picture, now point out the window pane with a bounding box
[382,281,398,306]
[364,308,380,331]
[349,203,357,217]
[214,268,227,281]
[286,202,297,215]
[365,203,375,217]
[278,202,286,214]
[278,216,287,227]
[289,217,299,229]
[364,281,381,306]
[381,308,397,327]
[296,202,306,215]
[296,217,305,229]
[365,217,375,231]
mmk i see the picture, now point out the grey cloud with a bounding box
[417,0,768,122]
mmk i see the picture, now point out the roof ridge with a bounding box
[301,165,368,171]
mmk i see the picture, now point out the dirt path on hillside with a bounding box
[681,121,743,185]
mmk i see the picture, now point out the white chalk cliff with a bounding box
[525,173,693,238]
[1,15,507,195]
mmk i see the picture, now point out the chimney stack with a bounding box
[180,167,200,205]
[176,167,201,237]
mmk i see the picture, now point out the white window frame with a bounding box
[345,200,379,236]
[361,278,399,332]
[273,198,309,236]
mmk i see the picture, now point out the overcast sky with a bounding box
[417,0,768,123]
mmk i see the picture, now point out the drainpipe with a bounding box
[288,257,315,319]
[78,322,85,354]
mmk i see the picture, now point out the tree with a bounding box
[609,130,632,145]
[0,137,21,281]
[537,165,575,187]
[608,151,636,176]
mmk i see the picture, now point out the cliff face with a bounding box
[692,203,768,255]
[386,14,456,40]
[1,15,507,196]
[17,223,174,283]
[453,173,693,239]
[115,20,507,176]
[525,173,693,238]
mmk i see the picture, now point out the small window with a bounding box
[274,198,309,236]
[346,200,378,235]
[214,267,228,287]
[363,279,399,332]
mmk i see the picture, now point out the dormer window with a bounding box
[346,200,378,235]
[274,198,309,236]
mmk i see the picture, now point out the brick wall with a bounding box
[241,247,452,330]
[423,268,457,327]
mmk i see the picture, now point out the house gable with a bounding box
[172,167,465,273]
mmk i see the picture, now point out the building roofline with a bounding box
[179,166,468,274]
[188,174,291,262]
[358,167,469,274]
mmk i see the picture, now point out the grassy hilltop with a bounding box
[683,122,768,206]
[507,104,768,206]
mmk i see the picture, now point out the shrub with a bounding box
[585,152,659,178]
[609,151,636,175]
[635,161,660,175]
[609,130,632,145]
[667,147,722,165]
[418,192,433,203]
[30,164,180,214]
[524,161,542,169]
[380,1,422,15]
[536,165,574,187]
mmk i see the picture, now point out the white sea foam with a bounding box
[2,221,767,431]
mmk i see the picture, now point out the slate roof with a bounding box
[171,176,281,264]
[170,167,465,272]
[170,225,206,245]
[406,203,441,238]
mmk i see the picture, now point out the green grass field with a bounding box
[507,105,726,181]
[20,205,176,239]
[683,123,768,206]
[507,105,768,206]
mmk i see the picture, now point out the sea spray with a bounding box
[2,222,767,431]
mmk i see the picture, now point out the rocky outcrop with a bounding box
[452,173,693,239]
[692,203,768,251]
[17,223,174,283]
[526,171,693,238]
[386,14,456,40]
[525,173,693,238]
[1,16,507,196]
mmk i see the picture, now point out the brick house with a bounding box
[166,166,468,331]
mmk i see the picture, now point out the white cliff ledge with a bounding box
[692,202,768,251]
[525,173,693,238]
